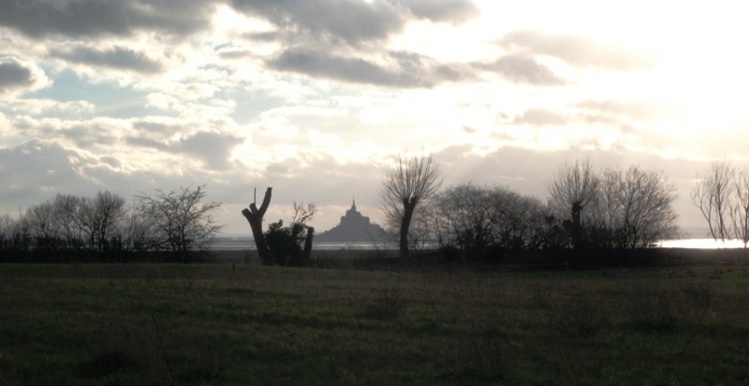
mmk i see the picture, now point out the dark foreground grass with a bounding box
[1,262,749,385]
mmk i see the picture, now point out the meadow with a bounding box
[1,259,749,385]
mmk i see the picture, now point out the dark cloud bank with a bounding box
[0,1,651,89]
[0,58,41,94]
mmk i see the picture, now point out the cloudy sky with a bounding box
[2,0,749,236]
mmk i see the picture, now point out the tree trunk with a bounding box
[399,199,417,257]
[242,187,272,264]
[302,226,314,262]
[571,202,583,250]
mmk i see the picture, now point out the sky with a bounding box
[2,0,749,237]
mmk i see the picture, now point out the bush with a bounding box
[264,221,314,267]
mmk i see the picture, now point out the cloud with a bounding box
[179,131,243,169]
[51,46,164,74]
[0,57,49,95]
[267,49,471,88]
[513,109,568,126]
[131,118,183,137]
[462,126,477,134]
[231,0,479,46]
[0,139,92,202]
[476,54,565,86]
[127,120,243,170]
[3,99,95,115]
[575,99,660,120]
[0,0,218,38]
[397,0,480,24]
[0,137,247,224]
[231,0,405,45]
[10,116,127,149]
[498,30,653,71]
[126,136,169,151]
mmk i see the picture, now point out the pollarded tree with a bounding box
[381,154,442,257]
[136,185,222,261]
[241,187,272,264]
[548,159,600,249]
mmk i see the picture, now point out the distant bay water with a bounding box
[211,237,747,251]
[209,238,382,251]
[658,238,747,249]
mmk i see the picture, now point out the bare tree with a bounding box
[0,212,31,258]
[594,166,678,248]
[25,198,65,254]
[120,202,160,254]
[548,160,600,249]
[730,169,749,247]
[691,161,734,242]
[381,154,442,257]
[20,192,130,260]
[90,191,127,253]
[431,184,547,261]
[431,184,493,260]
[136,185,222,261]
[241,187,272,264]
[52,194,87,252]
[77,191,127,255]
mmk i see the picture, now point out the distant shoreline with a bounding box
[209,238,749,251]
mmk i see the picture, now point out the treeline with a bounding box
[386,158,680,264]
[0,158,684,266]
[0,186,221,263]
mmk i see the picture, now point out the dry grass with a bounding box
[1,263,748,385]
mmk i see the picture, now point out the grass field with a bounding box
[1,261,749,385]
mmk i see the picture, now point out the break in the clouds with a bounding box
[2,0,749,235]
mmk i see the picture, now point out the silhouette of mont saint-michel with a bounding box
[316,200,386,242]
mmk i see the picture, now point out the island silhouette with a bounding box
[316,199,386,242]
